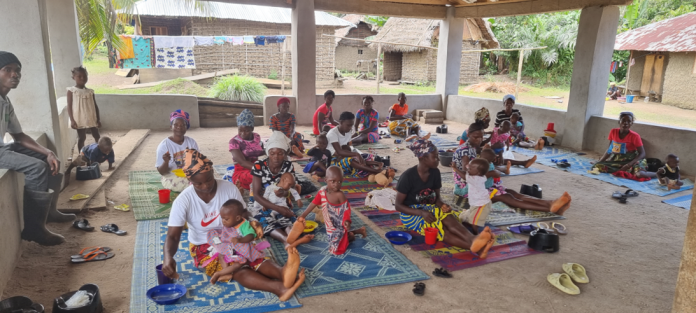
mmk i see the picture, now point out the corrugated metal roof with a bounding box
[131,0,353,27]
[615,12,696,52]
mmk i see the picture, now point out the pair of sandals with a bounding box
[547,263,589,295]
[551,159,571,168]
[612,189,638,204]
[73,219,127,236]
[508,222,567,235]
[71,246,115,263]
[432,267,452,278]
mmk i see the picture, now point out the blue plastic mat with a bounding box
[662,194,692,210]
[130,219,302,313]
[268,210,429,298]
[511,146,694,197]
[505,166,544,176]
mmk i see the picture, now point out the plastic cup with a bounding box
[158,189,171,204]
[424,227,438,245]
[155,264,174,285]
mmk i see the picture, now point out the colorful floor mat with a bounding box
[130,219,301,313]
[354,143,391,150]
[269,209,429,298]
[129,171,177,221]
[662,194,692,210]
[503,166,544,176]
[511,146,694,197]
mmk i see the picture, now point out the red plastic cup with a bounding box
[158,189,171,204]
[424,227,438,245]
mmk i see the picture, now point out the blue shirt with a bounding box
[81,143,115,164]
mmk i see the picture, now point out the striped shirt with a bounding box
[495,109,523,127]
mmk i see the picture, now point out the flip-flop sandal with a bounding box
[624,189,638,197]
[71,251,115,263]
[612,191,624,199]
[100,224,127,236]
[413,282,425,296]
[557,162,571,168]
[618,195,628,204]
[72,219,94,232]
[432,268,453,278]
[71,246,112,259]
[551,222,567,235]
[507,223,536,234]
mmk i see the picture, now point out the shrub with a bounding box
[209,75,267,103]
[268,69,278,80]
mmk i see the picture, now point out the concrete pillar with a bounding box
[563,6,620,150]
[0,0,64,159]
[435,7,464,114]
[46,0,83,94]
[673,187,696,312]
[291,0,316,125]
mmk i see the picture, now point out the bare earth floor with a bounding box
[3,122,690,313]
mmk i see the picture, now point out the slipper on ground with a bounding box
[547,273,580,295]
[563,263,589,284]
[101,224,127,236]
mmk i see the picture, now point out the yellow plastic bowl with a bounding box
[303,221,319,233]
[172,169,186,178]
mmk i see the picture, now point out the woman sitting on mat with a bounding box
[229,109,265,192]
[395,139,495,258]
[156,110,200,192]
[453,121,571,214]
[270,97,304,157]
[591,112,656,178]
[353,96,380,144]
[328,111,384,177]
[161,149,305,301]
[388,93,427,139]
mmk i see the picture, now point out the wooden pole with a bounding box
[281,40,287,96]
[624,50,633,95]
[516,49,524,99]
[377,43,381,94]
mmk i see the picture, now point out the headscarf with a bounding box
[277,97,290,107]
[170,110,190,129]
[503,94,515,104]
[237,109,255,128]
[474,107,490,122]
[409,140,436,158]
[182,148,213,178]
[265,130,291,155]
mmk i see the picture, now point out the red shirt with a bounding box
[312,103,332,135]
[607,128,643,153]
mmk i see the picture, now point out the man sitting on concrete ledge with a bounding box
[0,51,74,246]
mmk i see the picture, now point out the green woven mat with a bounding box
[353,143,391,150]
[129,170,179,221]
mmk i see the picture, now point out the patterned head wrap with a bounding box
[182,148,213,178]
[170,110,190,129]
[474,107,490,122]
[277,97,290,107]
[265,130,291,155]
[409,140,437,158]
[237,109,255,128]
[503,94,515,104]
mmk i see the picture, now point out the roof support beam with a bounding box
[204,0,448,18]
[455,0,633,18]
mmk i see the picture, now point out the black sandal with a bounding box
[72,219,94,232]
[413,282,425,296]
[100,224,127,236]
[618,195,628,204]
[432,267,453,278]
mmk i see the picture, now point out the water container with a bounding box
[626,95,634,103]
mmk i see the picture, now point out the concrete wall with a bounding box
[662,52,696,110]
[95,94,200,130]
[335,45,377,73]
[264,94,442,125]
[138,69,194,84]
[446,95,567,142]
[56,97,79,164]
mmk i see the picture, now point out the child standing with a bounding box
[67,66,101,151]
[657,154,683,190]
[457,158,492,235]
[297,166,367,255]
[303,133,332,178]
[63,137,114,188]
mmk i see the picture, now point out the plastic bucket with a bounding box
[424,227,438,245]
[155,264,173,285]
[158,189,171,204]
[626,95,634,103]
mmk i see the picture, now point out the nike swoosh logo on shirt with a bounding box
[201,214,220,227]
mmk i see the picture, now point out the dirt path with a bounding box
[2,122,689,312]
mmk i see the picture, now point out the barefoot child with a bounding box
[657,154,683,190]
[67,66,101,151]
[63,137,114,188]
[303,134,332,178]
[456,158,493,235]
[490,120,511,159]
[509,112,535,148]
[251,173,303,221]
[298,166,367,255]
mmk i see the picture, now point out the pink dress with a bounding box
[206,223,265,264]
[312,187,352,255]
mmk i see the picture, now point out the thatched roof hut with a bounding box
[334,14,380,72]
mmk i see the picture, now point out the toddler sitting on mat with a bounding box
[303,133,332,178]
[657,154,683,190]
[251,172,303,219]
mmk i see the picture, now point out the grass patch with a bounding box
[93,78,210,97]
[209,75,266,102]
[83,56,114,75]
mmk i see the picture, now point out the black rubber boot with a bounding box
[45,173,76,223]
[21,188,65,246]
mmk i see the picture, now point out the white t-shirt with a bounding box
[466,174,491,207]
[326,127,354,155]
[168,179,245,245]
[155,136,200,174]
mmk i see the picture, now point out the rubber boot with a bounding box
[46,173,76,223]
[21,188,65,246]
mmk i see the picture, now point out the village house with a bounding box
[333,14,379,74]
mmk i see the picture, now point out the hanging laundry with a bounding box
[153,36,195,49]
[243,36,254,44]
[630,58,635,66]
[230,36,244,45]
[265,35,286,44]
[619,61,623,67]
[213,36,226,45]
[194,36,215,46]
[612,62,617,73]
[254,36,266,46]
[123,37,153,69]
[117,36,135,59]
[155,47,196,69]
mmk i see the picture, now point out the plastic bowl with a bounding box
[385,231,412,245]
[303,220,319,233]
[439,151,453,167]
[146,284,187,305]
[0,296,34,313]
[172,169,186,178]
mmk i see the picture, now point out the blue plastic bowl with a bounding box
[385,231,412,245]
[146,284,187,305]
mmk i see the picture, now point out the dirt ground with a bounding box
[3,120,690,312]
